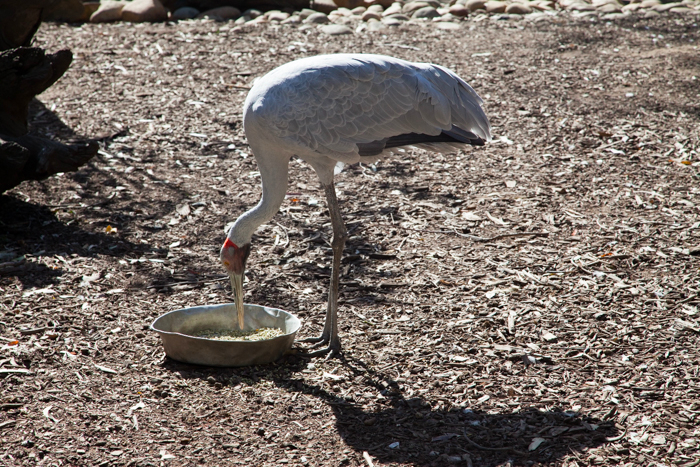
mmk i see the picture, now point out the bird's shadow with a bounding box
[163,354,619,466]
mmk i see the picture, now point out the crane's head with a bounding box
[220,238,251,329]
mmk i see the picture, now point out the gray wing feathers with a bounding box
[251,55,491,161]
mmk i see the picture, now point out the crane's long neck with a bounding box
[227,154,290,245]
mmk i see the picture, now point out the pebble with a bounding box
[466,0,487,11]
[243,8,263,19]
[367,4,384,13]
[386,13,411,20]
[197,6,241,21]
[312,0,340,14]
[382,16,404,25]
[448,4,470,16]
[382,2,404,15]
[644,8,661,16]
[412,6,441,18]
[121,0,167,22]
[332,16,354,24]
[321,24,354,34]
[366,20,388,30]
[597,2,622,12]
[351,6,367,14]
[622,3,642,11]
[639,0,661,7]
[362,10,383,20]
[299,8,317,19]
[653,2,683,11]
[671,6,698,13]
[282,15,302,23]
[304,12,330,23]
[266,10,290,21]
[172,6,199,20]
[506,2,533,13]
[404,1,434,14]
[567,2,597,11]
[90,0,127,22]
[485,0,508,13]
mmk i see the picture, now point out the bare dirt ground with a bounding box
[1,12,699,467]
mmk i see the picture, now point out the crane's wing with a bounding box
[246,54,491,162]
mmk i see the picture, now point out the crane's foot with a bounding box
[300,338,341,359]
[298,334,328,344]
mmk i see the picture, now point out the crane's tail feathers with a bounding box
[357,127,486,157]
[421,64,492,143]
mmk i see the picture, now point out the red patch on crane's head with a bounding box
[223,238,238,250]
[220,239,250,275]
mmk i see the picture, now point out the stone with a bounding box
[382,15,403,24]
[299,8,318,19]
[484,0,507,12]
[304,12,330,22]
[465,0,487,10]
[362,10,383,19]
[449,4,470,15]
[643,8,660,15]
[370,0,395,7]
[597,2,621,12]
[332,15,354,24]
[506,2,533,13]
[121,0,167,22]
[366,19,388,30]
[382,2,404,15]
[351,6,367,14]
[282,15,302,23]
[403,1,432,14]
[197,6,241,21]
[312,0,340,13]
[621,3,642,11]
[321,24,353,34]
[670,6,695,12]
[266,10,290,21]
[90,1,127,22]
[639,0,661,7]
[43,0,85,22]
[172,6,199,20]
[367,4,385,12]
[385,13,410,19]
[243,8,263,18]
[652,2,682,11]
[412,6,440,17]
[567,2,596,10]
[81,2,101,21]
[531,1,553,10]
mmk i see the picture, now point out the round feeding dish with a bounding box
[151,303,301,367]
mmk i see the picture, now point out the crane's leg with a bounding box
[300,181,346,357]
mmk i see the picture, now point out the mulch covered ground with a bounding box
[1,12,699,467]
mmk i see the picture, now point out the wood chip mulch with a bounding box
[1,13,699,467]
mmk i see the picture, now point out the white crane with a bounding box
[220,54,491,357]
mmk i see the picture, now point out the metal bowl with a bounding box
[151,303,301,367]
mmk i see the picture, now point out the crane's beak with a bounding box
[230,272,245,330]
[220,240,251,330]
